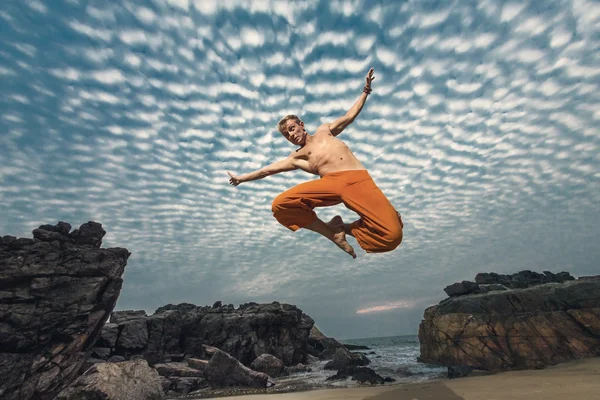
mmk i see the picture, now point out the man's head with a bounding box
[277,114,307,146]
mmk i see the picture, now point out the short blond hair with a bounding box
[277,115,301,135]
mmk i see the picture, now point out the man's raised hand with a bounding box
[364,68,375,94]
[227,171,242,186]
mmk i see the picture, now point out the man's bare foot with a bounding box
[331,228,356,259]
[327,215,356,237]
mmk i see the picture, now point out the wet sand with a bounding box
[204,357,600,400]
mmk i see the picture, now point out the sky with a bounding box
[1,0,599,340]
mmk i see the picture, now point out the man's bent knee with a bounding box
[389,228,403,250]
[271,193,289,214]
[383,225,403,252]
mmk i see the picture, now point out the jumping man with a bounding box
[227,68,403,258]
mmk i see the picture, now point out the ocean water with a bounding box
[276,335,447,389]
[188,335,447,397]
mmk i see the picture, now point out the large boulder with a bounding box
[325,366,385,384]
[420,271,600,373]
[0,221,130,400]
[56,359,164,400]
[153,361,209,395]
[203,348,270,388]
[250,353,285,377]
[307,325,345,359]
[324,347,370,370]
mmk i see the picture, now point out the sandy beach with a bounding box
[206,357,600,400]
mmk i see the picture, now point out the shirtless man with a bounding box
[227,68,403,258]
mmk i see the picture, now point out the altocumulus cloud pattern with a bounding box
[1,0,599,338]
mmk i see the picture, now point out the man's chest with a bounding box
[296,135,346,161]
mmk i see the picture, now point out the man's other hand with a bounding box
[227,171,242,186]
[364,68,375,92]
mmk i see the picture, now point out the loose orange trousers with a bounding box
[271,170,403,253]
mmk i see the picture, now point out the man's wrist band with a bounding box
[363,86,372,94]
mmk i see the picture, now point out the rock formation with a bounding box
[419,270,600,375]
[204,348,271,388]
[92,301,313,368]
[0,221,130,400]
[307,325,346,359]
[86,302,319,393]
[55,360,164,400]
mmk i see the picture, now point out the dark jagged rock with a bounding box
[169,376,206,395]
[475,270,574,287]
[420,271,600,373]
[343,344,371,350]
[325,366,385,384]
[443,280,481,297]
[98,302,313,369]
[97,323,118,348]
[151,360,209,395]
[0,221,130,400]
[324,347,370,370]
[444,270,575,298]
[307,325,345,359]
[56,360,164,400]
[203,348,270,388]
[250,354,285,378]
[447,366,473,379]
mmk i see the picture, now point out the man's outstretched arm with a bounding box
[329,68,375,137]
[228,153,298,186]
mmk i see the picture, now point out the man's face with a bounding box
[284,119,306,146]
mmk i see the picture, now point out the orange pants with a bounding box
[271,170,403,253]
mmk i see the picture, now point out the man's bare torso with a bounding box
[291,125,366,177]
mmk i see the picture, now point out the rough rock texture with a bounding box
[444,270,575,297]
[284,362,311,375]
[307,325,345,359]
[250,353,286,377]
[56,360,164,400]
[154,362,204,377]
[324,347,370,370]
[187,357,209,371]
[93,301,314,368]
[151,358,210,395]
[203,348,270,388]
[325,366,385,384]
[0,221,130,400]
[419,271,600,373]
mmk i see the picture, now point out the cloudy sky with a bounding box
[1,0,599,340]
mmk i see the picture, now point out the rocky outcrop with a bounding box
[307,325,345,359]
[204,348,271,388]
[0,221,130,400]
[324,347,370,370]
[443,271,575,297]
[251,354,286,378]
[56,360,164,400]
[326,366,387,384]
[92,302,313,368]
[419,271,600,375]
